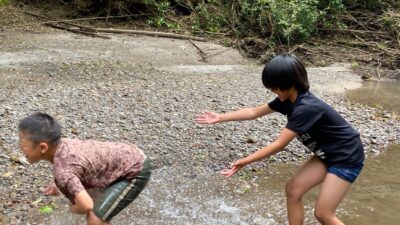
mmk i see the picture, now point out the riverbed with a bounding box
[1,27,399,225]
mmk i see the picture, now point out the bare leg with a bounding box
[286,156,327,225]
[314,173,352,225]
[87,211,111,225]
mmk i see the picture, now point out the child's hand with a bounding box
[220,159,246,177]
[195,111,221,124]
[43,183,60,196]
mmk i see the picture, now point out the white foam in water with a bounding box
[217,201,239,214]
[43,169,318,225]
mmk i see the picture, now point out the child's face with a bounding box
[18,131,43,164]
[271,88,289,102]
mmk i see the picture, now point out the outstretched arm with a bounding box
[221,128,298,177]
[196,104,274,124]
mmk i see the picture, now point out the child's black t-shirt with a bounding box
[268,91,364,167]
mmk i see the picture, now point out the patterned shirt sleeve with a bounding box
[54,173,85,203]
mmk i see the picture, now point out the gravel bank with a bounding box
[1,28,399,224]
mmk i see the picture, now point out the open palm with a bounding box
[195,111,220,124]
[220,165,243,177]
[220,158,246,177]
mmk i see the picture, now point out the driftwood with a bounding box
[354,35,398,56]
[24,11,207,42]
[318,28,388,35]
[93,28,207,42]
[24,12,95,32]
[200,48,230,61]
[188,39,207,62]
[45,23,110,39]
[288,43,305,54]
[12,14,153,29]
[24,12,110,39]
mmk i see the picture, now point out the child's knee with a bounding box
[285,179,301,200]
[314,207,334,223]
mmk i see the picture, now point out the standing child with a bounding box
[18,112,151,225]
[196,54,364,225]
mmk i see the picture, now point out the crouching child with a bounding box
[18,112,151,225]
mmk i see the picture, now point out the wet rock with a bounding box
[383,113,392,118]
[245,136,257,144]
[0,154,10,159]
[71,128,79,135]
[1,172,14,178]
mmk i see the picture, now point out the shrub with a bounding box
[0,0,9,6]
[190,0,229,32]
[190,0,345,42]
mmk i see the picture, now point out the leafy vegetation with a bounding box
[137,1,397,42]
[14,0,400,69]
[0,0,9,6]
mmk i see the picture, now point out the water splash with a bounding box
[43,167,306,225]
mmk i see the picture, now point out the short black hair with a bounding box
[18,112,62,146]
[262,54,309,92]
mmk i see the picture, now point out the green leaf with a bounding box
[39,205,54,214]
[242,185,251,194]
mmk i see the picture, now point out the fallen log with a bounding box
[93,28,207,42]
[45,23,111,39]
[24,11,110,39]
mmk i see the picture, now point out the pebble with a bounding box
[0,154,10,159]
[246,136,258,144]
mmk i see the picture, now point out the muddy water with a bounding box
[343,81,400,224]
[341,144,400,225]
[46,147,399,225]
[346,80,400,113]
[45,81,399,224]
[45,165,317,225]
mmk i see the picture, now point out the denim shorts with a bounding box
[327,164,363,183]
[93,157,151,221]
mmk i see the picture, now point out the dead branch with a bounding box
[24,12,95,31]
[318,28,388,35]
[43,23,110,39]
[189,40,207,62]
[93,28,207,42]
[288,44,305,54]
[355,35,399,56]
[23,11,110,39]
[200,48,230,61]
[9,14,151,30]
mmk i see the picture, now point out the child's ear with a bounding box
[39,142,49,154]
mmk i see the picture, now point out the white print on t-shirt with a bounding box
[315,149,326,159]
[298,133,311,142]
[297,133,326,159]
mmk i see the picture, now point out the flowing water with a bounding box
[44,165,318,225]
[340,144,400,225]
[44,81,400,225]
[346,80,400,113]
[343,80,400,225]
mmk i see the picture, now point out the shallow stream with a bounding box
[44,80,400,224]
